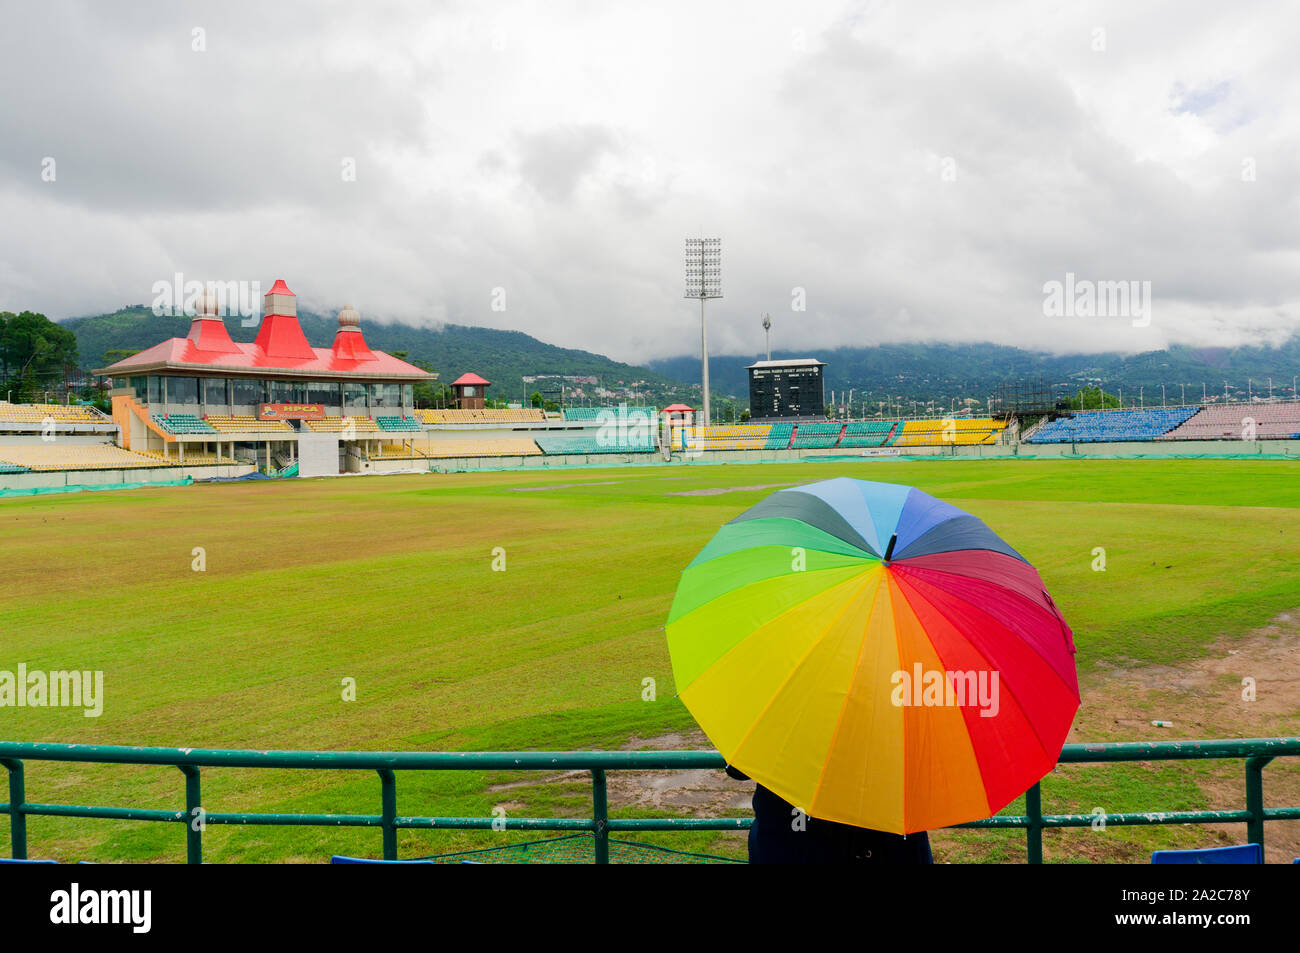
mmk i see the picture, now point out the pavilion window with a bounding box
[230,378,263,407]
[270,380,304,403]
[169,376,199,406]
[372,383,400,407]
[344,382,368,410]
[203,378,229,408]
[308,381,340,405]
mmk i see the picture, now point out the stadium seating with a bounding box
[534,433,656,454]
[1159,403,1300,441]
[204,415,294,433]
[790,422,844,449]
[0,444,165,471]
[561,406,656,422]
[376,416,423,432]
[377,438,542,459]
[0,461,30,473]
[1026,408,1197,444]
[0,402,108,426]
[838,421,895,448]
[1150,844,1263,864]
[690,424,773,450]
[416,408,547,424]
[304,416,381,433]
[891,418,1006,447]
[763,423,795,449]
[151,413,217,434]
[137,449,225,465]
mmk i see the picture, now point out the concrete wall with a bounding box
[298,433,340,477]
[0,433,124,447]
[423,439,1300,472]
[0,463,256,491]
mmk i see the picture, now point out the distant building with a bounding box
[747,358,826,419]
[451,372,490,410]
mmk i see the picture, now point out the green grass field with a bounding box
[2,458,1299,862]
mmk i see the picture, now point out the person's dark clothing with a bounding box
[726,766,932,864]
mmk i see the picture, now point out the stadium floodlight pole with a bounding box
[762,313,772,361]
[685,238,722,429]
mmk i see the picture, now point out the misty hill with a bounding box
[62,306,681,403]
[650,341,1300,406]
[58,305,1300,410]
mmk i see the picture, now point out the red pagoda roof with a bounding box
[452,372,491,386]
[663,403,695,412]
[96,278,431,380]
[96,337,431,379]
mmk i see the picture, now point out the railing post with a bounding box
[180,765,202,864]
[378,769,397,861]
[1,759,26,860]
[1245,755,1273,851]
[592,769,609,865]
[1026,782,1043,864]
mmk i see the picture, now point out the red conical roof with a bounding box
[186,316,241,354]
[452,372,491,386]
[332,326,374,362]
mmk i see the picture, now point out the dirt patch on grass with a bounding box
[1073,609,1300,863]
[611,730,753,814]
[509,481,624,492]
[667,482,799,497]
[484,615,1300,862]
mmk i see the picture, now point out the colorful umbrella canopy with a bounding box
[666,477,1078,834]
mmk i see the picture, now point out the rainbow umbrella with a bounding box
[666,477,1078,834]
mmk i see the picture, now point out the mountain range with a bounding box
[60,307,1300,409]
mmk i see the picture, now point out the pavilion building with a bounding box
[97,280,434,474]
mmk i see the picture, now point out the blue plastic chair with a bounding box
[329,855,434,864]
[1151,844,1263,864]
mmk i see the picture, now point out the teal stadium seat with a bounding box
[151,413,217,434]
[839,421,894,448]
[763,424,795,449]
[790,422,843,449]
[376,416,422,432]
[534,433,656,454]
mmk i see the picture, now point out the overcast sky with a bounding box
[2,0,1298,362]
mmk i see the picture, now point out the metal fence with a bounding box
[2,737,1298,864]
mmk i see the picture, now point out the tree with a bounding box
[529,391,544,408]
[1067,386,1121,410]
[1,311,78,383]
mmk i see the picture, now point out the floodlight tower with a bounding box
[762,313,772,362]
[685,238,721,426]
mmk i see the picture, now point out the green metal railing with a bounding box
[2,738,1298,863]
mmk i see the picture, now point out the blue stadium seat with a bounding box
[1027,408,1198,444]
[330,855,435,864]
[1150,843,1263,864]
[0,858,57,864]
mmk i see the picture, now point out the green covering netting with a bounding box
[417,833,742,864]
[0,477,194,498]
